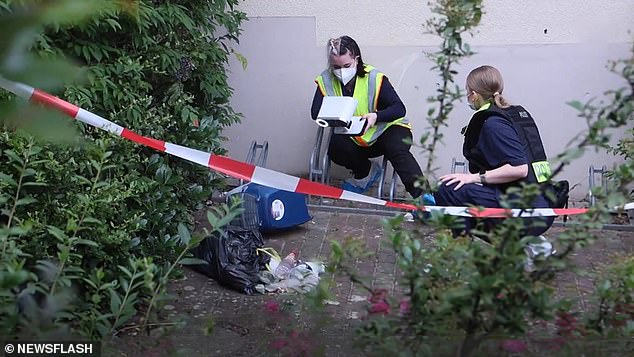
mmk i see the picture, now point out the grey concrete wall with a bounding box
[236,0,634,46]
[223,16,631,201]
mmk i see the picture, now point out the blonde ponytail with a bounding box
[493,91,510,108]
[466,66,511,108]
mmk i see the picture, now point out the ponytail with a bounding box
[493,91,510,108]
[326,35,367,78]
[467,66,511,108]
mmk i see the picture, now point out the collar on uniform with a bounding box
[475,102,492,113]
[461,102,492,135]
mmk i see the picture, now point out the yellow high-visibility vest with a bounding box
[315,64,410,146]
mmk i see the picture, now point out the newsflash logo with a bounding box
[3,341,100,356]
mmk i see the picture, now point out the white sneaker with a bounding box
[524,235,556,272]
[526,235,555,258]
[403,212,415,222]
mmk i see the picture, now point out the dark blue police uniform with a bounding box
[435,115,554,236]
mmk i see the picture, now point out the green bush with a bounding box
[0,0,246,339]
[586,255,634,336]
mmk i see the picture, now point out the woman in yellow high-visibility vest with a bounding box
[311,35,428,200]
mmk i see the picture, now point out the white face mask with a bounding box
[333,66,356,85]
[466,91,478,110]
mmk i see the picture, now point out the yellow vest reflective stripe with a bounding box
[315,65,410,146]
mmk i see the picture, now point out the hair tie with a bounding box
[329,38,341,55]
[493,92,500,97]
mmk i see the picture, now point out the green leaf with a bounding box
[22,182,48,187]
[207,210,219,228]
[22,168,36,177]
[232,50,248,70]
[331,241,343,256]
[105,18,121,31]
[47,226,67,241]
[0,173,18,186]
[4,150,24,165]
[110,290,122,315]
[598,280,612,294]
[118,265,132,278]
[204,318,216,336]
[83,278,98,290]
[75,175,92,186]
[190,234,205,247]
[179,257,207,265]
[15,197,37,206]
[177,223,191,245]
[82,217,102,225]
[402,246,413,263]
[567,100,585,111]
[155,164,172,183]
[75,239,99,247]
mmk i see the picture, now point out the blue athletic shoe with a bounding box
[412,192,435,221]
[422,193,436,206]
[342,161,383,194]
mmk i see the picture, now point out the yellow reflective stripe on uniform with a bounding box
[532,161,552,183]
[314,80,326,96]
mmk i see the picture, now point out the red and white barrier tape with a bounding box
[1,77,629,218]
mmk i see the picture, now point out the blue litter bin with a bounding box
[228,183,312,232]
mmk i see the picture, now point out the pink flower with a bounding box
[369,288,388,303]
[369,301,391,315]
[264,300,280,313]
[399,298,411,315]
[269,338,288,350]
[500,339,528,353]
[547,336,567,351]
[535,320,548,328]
[555,311,578,336]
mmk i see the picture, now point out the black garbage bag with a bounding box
[545,180,570,208]
[189,226,270,295]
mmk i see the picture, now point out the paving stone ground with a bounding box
[110,209,634,357]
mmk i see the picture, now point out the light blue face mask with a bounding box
[466,90,478,110]
[467,92,480,110]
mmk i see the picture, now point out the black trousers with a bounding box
[328,125,423,198]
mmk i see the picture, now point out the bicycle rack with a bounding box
[308,126,399,204]
[451,157,468,174]
[240,140,269,185]
[308,127,332,184]
[377,157,399,201]
[588,164,608,206]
